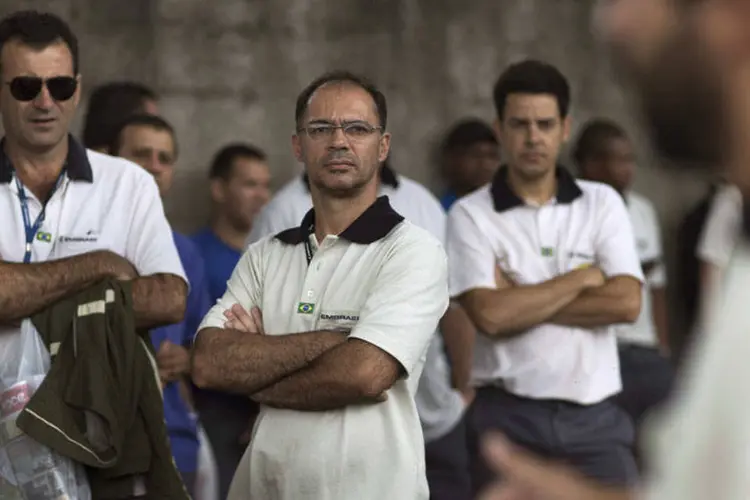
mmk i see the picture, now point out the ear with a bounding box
[209,178,225,204]
[378,132,391,163]
[561,115,572,142]
[292,134,304,163]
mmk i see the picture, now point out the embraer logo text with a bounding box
[320,313,359,322]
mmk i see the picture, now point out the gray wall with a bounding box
[1,0,712,329]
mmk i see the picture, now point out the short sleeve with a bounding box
[697,184,742,268]
[594,187,645,282]
[348,228,449,377]
[445,202,497,298]
[197,242,264,335]
[124,174,186,282]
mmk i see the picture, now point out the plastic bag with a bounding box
[0,320,91,500]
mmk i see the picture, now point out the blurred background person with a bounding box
[190,142,271,499]
[574,118,673,452]
[437,118,500,211]
[110,113,211,497]
[82,81,159,153]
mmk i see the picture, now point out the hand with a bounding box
[157,340,190,384]
[495,265,516,288]
[224,304,264,334]
[574,265,605,289]
[461,387,476,407]
[97,250,138,281]
[478,433,617,500]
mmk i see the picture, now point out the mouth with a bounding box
[29,117,56,126]
[324,160,356,169]
[521,152,544,162]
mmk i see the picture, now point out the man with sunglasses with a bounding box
[0,10,188,497]
[191,71,449,500]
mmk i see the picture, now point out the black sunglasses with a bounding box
[5,76,78,102]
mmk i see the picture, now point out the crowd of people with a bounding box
[1,0,750,499]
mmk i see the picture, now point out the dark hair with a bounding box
[0,10,79,75]
[572,118,628,166]
[441,119,497,156]
[209,143,267,180]
[295,70,387,129]
[109,113,177,158]
[493,59,570,119]
[83,81,158,150]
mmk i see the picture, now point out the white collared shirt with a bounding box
[248,170,466,443]
[616,192,666,347]
[200,197,449,500]
[446,168,644,404]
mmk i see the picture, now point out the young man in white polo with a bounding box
[191,71,449,500]
[446,60,644,494]
[247,158,475,500]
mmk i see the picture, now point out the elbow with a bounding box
[354,361,400,399]
[165,292,187,325]
[619,292,641,324]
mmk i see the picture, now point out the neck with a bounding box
[211,214,249,251]
[310,184,378,242]
[507,167,557,205]
[5,138,69,201]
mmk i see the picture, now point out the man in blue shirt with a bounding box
[191,143,271,498]
[110,113,211,497]
[438,118,500,210]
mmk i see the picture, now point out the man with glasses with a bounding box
[191,71,449,500]
[0,10,188,497]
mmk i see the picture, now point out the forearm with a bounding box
[191,328,346,394]
[464,273,587,338]
[0,252,113,322]
[131,274,187,328]
[439,303,475,391]
[252,339,397,411]
[551,279,640,328]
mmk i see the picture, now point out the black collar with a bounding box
[275,195,405,245]
[0,135,93,184]
[490,165,582,212]
[301,162,400,192]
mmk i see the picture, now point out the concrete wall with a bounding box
[1,0,711,330]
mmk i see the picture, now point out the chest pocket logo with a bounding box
[319,311,360,333]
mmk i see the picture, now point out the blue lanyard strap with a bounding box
[16,170,65,264]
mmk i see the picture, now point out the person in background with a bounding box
[479,0,750,498]
[190,143,271,499]
[438,118,500,211]
[574,118,673,435]
[192,144,271,304]
[447,60,643,495]
[247,154,476,500]
[110,113,211,497]
[82,81,159,153]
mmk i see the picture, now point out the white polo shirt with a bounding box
[615,191,666,347]
[446,167,644,404]
[200,196,448,500]
[697,183,742,269]
[248,167,466,443]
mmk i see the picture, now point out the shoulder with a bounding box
[575,180,626,211]
[386,221,446,263]
[449,184,492,219]
[627,191,658,218]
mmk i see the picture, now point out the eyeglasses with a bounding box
[4,76,78,102]
[297,121,382,141]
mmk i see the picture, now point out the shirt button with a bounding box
[307,290,315,298]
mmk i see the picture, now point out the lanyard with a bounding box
[16,170,65,264]
[303,222,315,266]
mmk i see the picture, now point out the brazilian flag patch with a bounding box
[36,232,52,243]
[541,247,554,257]
[297,302,315,314]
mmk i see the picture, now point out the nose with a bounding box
[328,126,349,149]
[32,84,54,110]
[526,124,542,145]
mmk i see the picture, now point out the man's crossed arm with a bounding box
[459,266,641,339]
[191,306,401,411]
[0,250,187,329]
